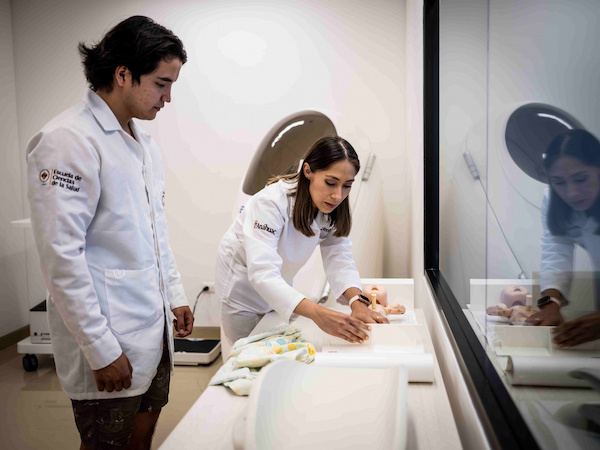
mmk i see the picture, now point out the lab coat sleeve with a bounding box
[27,128,122,370]
[539,191,573,298]
[243,195,305,322]
[320,231,362,302]
[167,241,189,310]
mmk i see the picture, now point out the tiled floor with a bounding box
[0,330,223,449]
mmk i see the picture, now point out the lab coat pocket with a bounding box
[104,264,162,335]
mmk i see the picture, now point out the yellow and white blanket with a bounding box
[209,323,316,395]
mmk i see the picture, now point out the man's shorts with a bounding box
[71,336,170,449]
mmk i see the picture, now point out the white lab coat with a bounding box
[540,188,600,305]
[215,179,362,326]
[27,89,188,400]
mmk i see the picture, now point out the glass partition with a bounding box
[430,0,600,448]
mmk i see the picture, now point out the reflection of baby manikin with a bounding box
[486,286,534,325]
[500,286,529,308]
[507,306,536,325]
[486,304,536,325]
[363,285,406,315]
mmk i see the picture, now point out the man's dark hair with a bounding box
[78,15,187,92]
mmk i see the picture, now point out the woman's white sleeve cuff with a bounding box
[284,293,306,324]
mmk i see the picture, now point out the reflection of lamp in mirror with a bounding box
[504,104,584,184]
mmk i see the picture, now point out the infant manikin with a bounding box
[486,286,536,325]
[363,284,406,316]
[499,285,529,308]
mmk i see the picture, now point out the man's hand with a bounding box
[172,305,194,337]
[552,312,600,347]
[350,301,389,324]
[525,302,564,326]
[93,352,133,392]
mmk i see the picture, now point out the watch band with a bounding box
[348,294,370,308]
[537,296,564,308]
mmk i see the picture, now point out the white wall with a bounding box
[405,0,424,303]
[0,0,30,335]
[3,0,410,334]
[439,0,600,306]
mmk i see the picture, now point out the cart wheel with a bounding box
[23,354,38,372]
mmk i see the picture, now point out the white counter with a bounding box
[160,308,462,449]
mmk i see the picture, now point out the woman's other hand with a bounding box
[525,302,564,326]
[351,302,389,324]
[294,299,371,343]
[551,312,600,347]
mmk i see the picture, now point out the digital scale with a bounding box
[173,338,221,365]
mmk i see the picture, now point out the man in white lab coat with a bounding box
[27,16,193,450]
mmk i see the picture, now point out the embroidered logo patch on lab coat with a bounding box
[254,221,276,235]
[41,168,83,192]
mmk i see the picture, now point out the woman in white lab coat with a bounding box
[528,129,600,346]
[216,136,388,347]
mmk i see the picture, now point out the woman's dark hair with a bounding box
[268,136,360,237]
[78,16,187,92]
[543,129,600,235]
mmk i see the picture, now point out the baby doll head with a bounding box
[363,284,388,307]
[500,285,529,308]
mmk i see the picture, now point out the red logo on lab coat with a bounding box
[254,221,276,235]
[39,169,50,184]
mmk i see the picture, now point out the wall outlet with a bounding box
[201,281,215,293]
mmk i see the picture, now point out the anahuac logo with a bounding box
[39,169,50,184]
[254,220,276,235]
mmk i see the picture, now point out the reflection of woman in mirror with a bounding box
[528,130,600,346]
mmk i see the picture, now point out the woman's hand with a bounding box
[351,302,389,324]
[294,299,371,343]
[525,302,564,326]
[551,312,600,347]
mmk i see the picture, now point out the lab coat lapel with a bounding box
[83,89,122,133]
